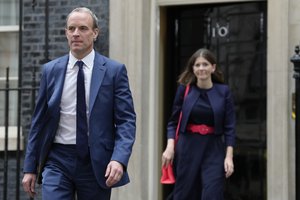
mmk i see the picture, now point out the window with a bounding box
[0,0,19,25]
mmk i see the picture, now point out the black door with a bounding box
[163,2,267,200]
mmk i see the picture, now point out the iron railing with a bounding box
[1,67,39,200]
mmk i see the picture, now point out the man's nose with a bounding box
[73,28,80,35]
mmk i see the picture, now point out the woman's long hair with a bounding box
[178,48,224,85]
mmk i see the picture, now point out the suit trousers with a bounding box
[170,133,225,200]
[42,143,111,200]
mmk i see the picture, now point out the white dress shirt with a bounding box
[54,50,94,144]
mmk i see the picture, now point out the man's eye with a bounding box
[79,27,88,31]
[68,27,75,31]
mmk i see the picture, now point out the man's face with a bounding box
[65,11,99,59]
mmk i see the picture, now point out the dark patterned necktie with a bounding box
[76,60,89,160]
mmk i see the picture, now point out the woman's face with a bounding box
[192,56,216,82]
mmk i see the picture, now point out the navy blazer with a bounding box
[167,84,236,147]
[23,52,136,189]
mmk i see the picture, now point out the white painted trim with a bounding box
[0,77,19,81]
[157,0,264,6]
[0,25,19,32]
[148,1,160,199]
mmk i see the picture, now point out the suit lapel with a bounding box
[89,53,107,114]
[207,85,222,129]
[48,55,68,114]
[183,85,199,114]
[181,85,200,130]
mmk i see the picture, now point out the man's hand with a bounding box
[105,160,124,187]
[22,173,37,198]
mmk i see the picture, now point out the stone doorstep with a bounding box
[0,126,24,151]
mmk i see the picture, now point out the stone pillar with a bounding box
[267,0,291,199]
[109,0,160,199]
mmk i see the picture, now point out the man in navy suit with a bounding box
[22,7,136,200]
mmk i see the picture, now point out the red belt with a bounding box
[186,124,214,135]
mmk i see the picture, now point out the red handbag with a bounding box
[161,84,190,184]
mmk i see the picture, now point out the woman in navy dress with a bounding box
[162,48,236,200]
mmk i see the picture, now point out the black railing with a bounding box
[0,67,39,200]
[291,46,300,200]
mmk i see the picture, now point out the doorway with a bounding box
[162,2,267,199]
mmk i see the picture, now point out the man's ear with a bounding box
[93,28,99,41]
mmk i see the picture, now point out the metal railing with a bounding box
[1,67,39,200]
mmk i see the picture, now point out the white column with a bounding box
[109,0,160,199]
[267,0,291,199]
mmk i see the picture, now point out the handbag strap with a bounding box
[175,84,190,142]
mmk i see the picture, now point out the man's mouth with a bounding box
[72,41,82,44]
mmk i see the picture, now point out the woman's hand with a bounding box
[161,139,175,167]
[224,146,234,178]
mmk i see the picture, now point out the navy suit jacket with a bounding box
[23,52,136,189]
[167,84,235,147]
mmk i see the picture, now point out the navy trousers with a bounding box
[42,144,111,200]
[170,133,225,200]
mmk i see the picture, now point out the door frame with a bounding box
[154,0,291,200]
